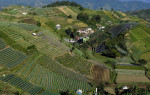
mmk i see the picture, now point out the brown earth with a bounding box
[91,64,110,84]
[19,18,37,25]
[116,74,150,83]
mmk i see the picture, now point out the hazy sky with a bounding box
[120,0,150,2]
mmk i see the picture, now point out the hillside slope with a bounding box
[0,5,150,94]
[127,9,150,22]
[1,0,150,11]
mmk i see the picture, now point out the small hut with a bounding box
[56,24,61,30]
[76,89,82,95]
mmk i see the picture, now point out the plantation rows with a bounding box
[0,23,34,40]
[0,39,6,50]
[16,59,91,92]
[115,69,145,75]
[30,35,69,57]
[116,65,145,70]
[35,56,88,81]
[17,23,40,31]
[0,25,23,42]
[0,74,43,95]
[0,24,33,48]
[0,22,69,54]
[0,48,27,68]
[16,55,88,82]
[28,65,91,92]
[55,53,92,75]
[109,23,136,38]
[89,32,110,46]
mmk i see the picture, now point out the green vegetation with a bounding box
[127,9,150,22]
[116,65,145,70]
[0,48,27,68]
[43,1,82,8]
[77,13,101,28]
[0,39,6,49]
[0,74,43,95]
[55,53,92,75]
[0,4,150,95]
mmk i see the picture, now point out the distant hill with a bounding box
[1,0,150,11]
[119,0,150,3]
[127,9,150,22]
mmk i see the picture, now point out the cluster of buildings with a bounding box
[56,24,106,43]
[64,27,94,43]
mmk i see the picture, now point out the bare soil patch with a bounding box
[19,18,37,25]
[116,74,150,83]
[91,64,110,83]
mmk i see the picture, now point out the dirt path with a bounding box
[0,46,10,52]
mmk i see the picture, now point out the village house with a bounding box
[85,27,94,34]
[64,39,77,43]
[22,12,27,15]
[77,27,94,34]
[56,24,61,30]
[76,89,82,95]
[108,21,112,23]
[123,86,128,90]
[32,33,37,36]
[96,24,105,30]
[77,28,87,34]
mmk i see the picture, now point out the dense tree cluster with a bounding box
[43,1,82,8]
[139,59,147,65]
[77,13,101,28]
[65,28,79,38]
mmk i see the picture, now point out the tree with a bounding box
[100,7,103,11]
[65,28,75,38]
[111,8,114,12]
[60,90,75,95]
[36,21,41,27]
[77,13,89,22]
[139,59,147,65]
[91,15,101,23]
[97,83,105,95]
[68,15,72,18]
[65,27,72,36]
[115,87,119,95]
[79,6,84,10]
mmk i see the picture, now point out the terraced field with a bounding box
[115,69,150,83]
[34,55,88,81]
[31,35,70,58]
[16,60,91,92]
[57,6,77,19]
[0,74,43,95]
[0,39,6,50]
[0,22,70,57]
[55,53,92,75]
[0,47,27,68]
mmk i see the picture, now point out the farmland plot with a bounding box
[115,69,150,83]
[57,6,77,18]
[0,48,27,68]
[0,39,6,50]
[0,74,43,95]
[55,53,92,75]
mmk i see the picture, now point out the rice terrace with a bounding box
[0,0,150,95]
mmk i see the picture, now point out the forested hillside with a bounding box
[127,9,150,22]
